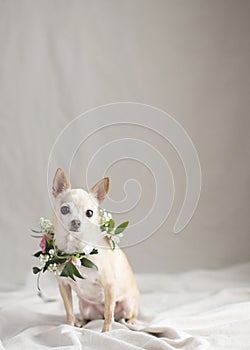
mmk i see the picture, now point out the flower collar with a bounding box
[32,211,128,290]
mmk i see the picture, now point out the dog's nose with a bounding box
[71,219,81,229]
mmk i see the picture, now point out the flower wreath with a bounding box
[32,209,128,290]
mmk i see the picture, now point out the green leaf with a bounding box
[46,240,54,251]
[81,257,98,270]
[31,229,43,233]
[68,262,84,279]
[33,250,43,257]
[43,256,66,273]
[114,221,129,235]
[90,248,98,255]
[60,262,84,281]
[108,219,115,230]
[43,264,49,273]
[31,234,44,238]
[33,267,41,274]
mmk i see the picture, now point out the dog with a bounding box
[52,168,139,332]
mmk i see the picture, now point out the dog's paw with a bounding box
[66,315,75,327]
[74,319,88,328]
[126,317,136,325]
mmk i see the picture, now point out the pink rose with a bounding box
[69,257,81,268]
[39,235,47,253]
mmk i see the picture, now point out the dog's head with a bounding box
[52,168,109,251]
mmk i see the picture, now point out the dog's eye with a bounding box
[61,206,70,215]
[86,209,93,218]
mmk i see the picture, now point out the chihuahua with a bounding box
[52,168,139,332]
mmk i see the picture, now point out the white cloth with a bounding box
[1,263,250,349]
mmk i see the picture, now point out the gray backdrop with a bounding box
[1,0,250,287]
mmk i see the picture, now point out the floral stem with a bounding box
[37,272,41,291]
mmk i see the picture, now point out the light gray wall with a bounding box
[1,0,250,287]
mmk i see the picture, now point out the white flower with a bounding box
[99,209,113,227]
[48,263,59,275]
[82,245,94,255]
[112,236,120,244]
[101,231,108,237]
[39,254,49,263]
[49,249,55,256]
[40,217,54,233]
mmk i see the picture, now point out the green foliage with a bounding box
[108,219,115,229]
[115,221,129,235]
[32,267,41,274]
[81,257,98,270]
[60,262,84,281]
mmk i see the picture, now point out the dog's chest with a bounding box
[63,266,105,304]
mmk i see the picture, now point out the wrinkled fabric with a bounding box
[1,263,250,349]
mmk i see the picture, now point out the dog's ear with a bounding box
[90,177,110,204]
[52,168,71,197]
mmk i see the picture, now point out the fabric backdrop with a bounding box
[0,0,250,288]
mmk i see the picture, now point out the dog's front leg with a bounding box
[58,280,75,326]
[102,284,115,332]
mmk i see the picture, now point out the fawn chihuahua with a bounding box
[52,168,139,332]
